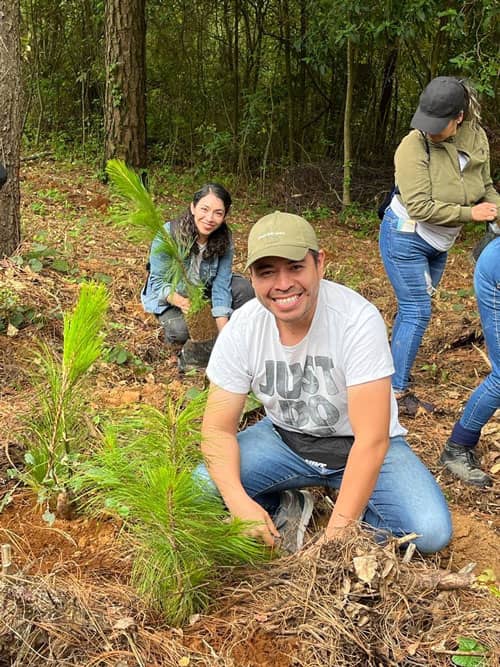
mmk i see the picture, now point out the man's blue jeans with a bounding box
[379,208,447,392]
[196,417,452,554]
[457,237,500,438]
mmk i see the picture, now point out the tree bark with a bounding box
[0,0,22,257]
[342,38,354,207]
[281,0,295,164]
[104,0,147,168]
[375,46,398,152]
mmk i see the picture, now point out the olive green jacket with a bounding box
[394,121,500,226]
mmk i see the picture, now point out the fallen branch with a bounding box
[414,569,475,591]
[21,151,54,163]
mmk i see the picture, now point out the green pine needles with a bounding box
[73,392,268,625]
[21,282,109,511]
[106,159,208,315]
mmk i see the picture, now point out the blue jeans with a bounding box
[455,237,500,440]
[379,208,447,392]
[196,417,452,554]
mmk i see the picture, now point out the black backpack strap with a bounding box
[420,131,430,159]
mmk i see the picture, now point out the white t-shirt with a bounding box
[207,280,406,438]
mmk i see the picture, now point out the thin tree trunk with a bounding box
[233,0,240,167]
[0,0,22,256]
[298,0,307,157]
[375,46,398,152]
[104,0,147,168]
[281,0,295,164]
[342,38,354,207]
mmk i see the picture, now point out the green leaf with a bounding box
[24,452,36,465]
[185,386,203,401]
[94,272,113,284]
[51,259,70,273]
[30,243,50,255]
[28,258,44,273]
[10,311,25,328]
[243,392,262,415]
[0,489,15,513]
[451,637,488,666]
[476,568,496,584]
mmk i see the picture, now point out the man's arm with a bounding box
[201,383,280,546]
[325,376,391,540]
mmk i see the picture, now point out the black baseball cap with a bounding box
[411,77,465,134]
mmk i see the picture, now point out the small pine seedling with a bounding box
[73,391,268,625]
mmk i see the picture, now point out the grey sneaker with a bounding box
[439,440,492,488]
[273,489,314,553]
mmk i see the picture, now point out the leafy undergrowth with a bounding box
[0,160,498,665]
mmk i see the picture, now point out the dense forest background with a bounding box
[18,0,499,178]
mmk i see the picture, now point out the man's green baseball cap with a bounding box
[246,211,319,269]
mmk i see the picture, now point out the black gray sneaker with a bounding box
[439,440,492,488]
[273,489,314,554]
[178,338,215,373]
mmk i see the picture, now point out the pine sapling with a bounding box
[20,282,108,519]
[105,159,208,316]
[73,391,268,625]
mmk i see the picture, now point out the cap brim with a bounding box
[410,107,452,134]
[245,245,309,270]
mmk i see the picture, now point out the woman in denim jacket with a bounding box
[142,183,254,346]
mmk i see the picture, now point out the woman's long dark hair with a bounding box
[171,183,232,260]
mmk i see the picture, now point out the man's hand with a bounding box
[228,495,280,547]
[202,384,280,548]
[325,512,355,542]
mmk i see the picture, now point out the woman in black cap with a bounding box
[379,77,499,419]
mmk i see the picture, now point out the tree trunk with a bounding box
[0,0,22,257]
[281,0,295,164]
[375,46,398,152]
[233,0,240,168]
[104,0,147,168]
[342,38,354,207]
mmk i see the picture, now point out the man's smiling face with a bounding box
[250,250,325,334]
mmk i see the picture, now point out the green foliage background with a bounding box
[20,0,499,175]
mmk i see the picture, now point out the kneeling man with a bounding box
[200,211,452,554]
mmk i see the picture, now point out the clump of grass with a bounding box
[73,391,268,625]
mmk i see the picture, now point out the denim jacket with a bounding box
[141,221,234,318]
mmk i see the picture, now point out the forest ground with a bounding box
[0,160,498,666]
